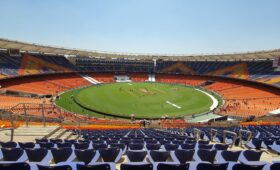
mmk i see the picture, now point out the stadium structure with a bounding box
[0,38,280,170]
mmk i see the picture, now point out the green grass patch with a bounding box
[56,82,219,119]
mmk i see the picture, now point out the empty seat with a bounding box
[126,151,147,162]
[149,151,170,163]
[198,141,210,145]
[181,144,195,150]
[120,163,153,170]
[146,144,161,150]
[241,150,263,161]
[74,143,90,150]
[25,148,52,163]
[196,163,228,170]
[50,148,75,163]
[214,144,229,151]
[197,149,217,163]
[57,143,72,148]
[172,149,194,163]
[39,142,55,149]
[128,143,144,150]
[77,164,111,170]
[232,163,265,170]
[1,148,27,162]
[198,144,213,150]
[218,150,241,162]
[92,144,107,150]
[164,144,179,151]
[74,149,98,165]
[37,165,72,170]
[157,163,189,170]
[270,163,280,170]
[49,139,63,144]
[18,142,35,149]
[110,143,126,151]
[0,141,17,148]
[99,148,122,162]
[0,162,30,170]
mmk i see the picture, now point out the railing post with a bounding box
[210,128,218,142]
[23,103,29,127]
[41,104,46,127]
[238,129,252,146]
[222,130,237,148]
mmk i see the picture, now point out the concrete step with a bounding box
[0,125,60,142]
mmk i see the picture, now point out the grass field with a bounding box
[56,82,217,119]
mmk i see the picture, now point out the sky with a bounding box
[0,0,280,55]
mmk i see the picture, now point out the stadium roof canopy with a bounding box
[0,38,279,61]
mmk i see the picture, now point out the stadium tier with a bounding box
[0,49,279,169]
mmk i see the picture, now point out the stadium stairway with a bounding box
[0,125,60,142]
[80,74,100,84]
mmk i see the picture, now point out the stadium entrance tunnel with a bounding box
[55,82,222,119]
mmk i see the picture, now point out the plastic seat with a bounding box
[19,142,35,149]
[214,144,229,151]
[0,162,30,170]
[99,148,122,162]
[198,141,210,145]
[37,165,72,170]
[0,148,27,162]
[50,148,75,164]
[148,151,170,163]
[25,148,52,163]
[198,144,213,150]
[0,141,17,148]
[232,163,265,170]
[218,150,241,162]
[197,149,217,163]
[75,149,99,165]
[126,150,147,162]
[74,143,90,150]
[241,150,263,161]
[128,143,144,150]
[57,143,72,148]
[39,142,55,149]
[157,163,189,170]
[146,144,161,150]
[197,163,228,170]
[164,144,179,151]
[92,144,107,150]
[180,144,195,150]
[77,164,111,170]
[270,163,280,170]
[172,149,194,163]
[120,163,153,170]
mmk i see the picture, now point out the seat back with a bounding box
[221,151,241,162]
[1,148,24,161]
[243,150,263,161]
[37,165,72,170]
[270,163,280,170]
[19,142,35,149]
[120,163,152,170]
[0,162,30,170]
[77,164,110,170]
[50,148,73,163]
[75,149,96,164]
[25,148,48,162]
[99,148,120,162]
[174,149,194,163]
[232,164,265,170]
[197,163,228,170]
[74,143,90,150]
[149,151,170,162]
[146,144,161,150]
[127,151,147,162]
[197,149,217,163]
[157,163,189,170]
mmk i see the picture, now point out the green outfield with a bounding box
[56,82,217,119]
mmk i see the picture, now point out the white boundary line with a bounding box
[195,88,218,110]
